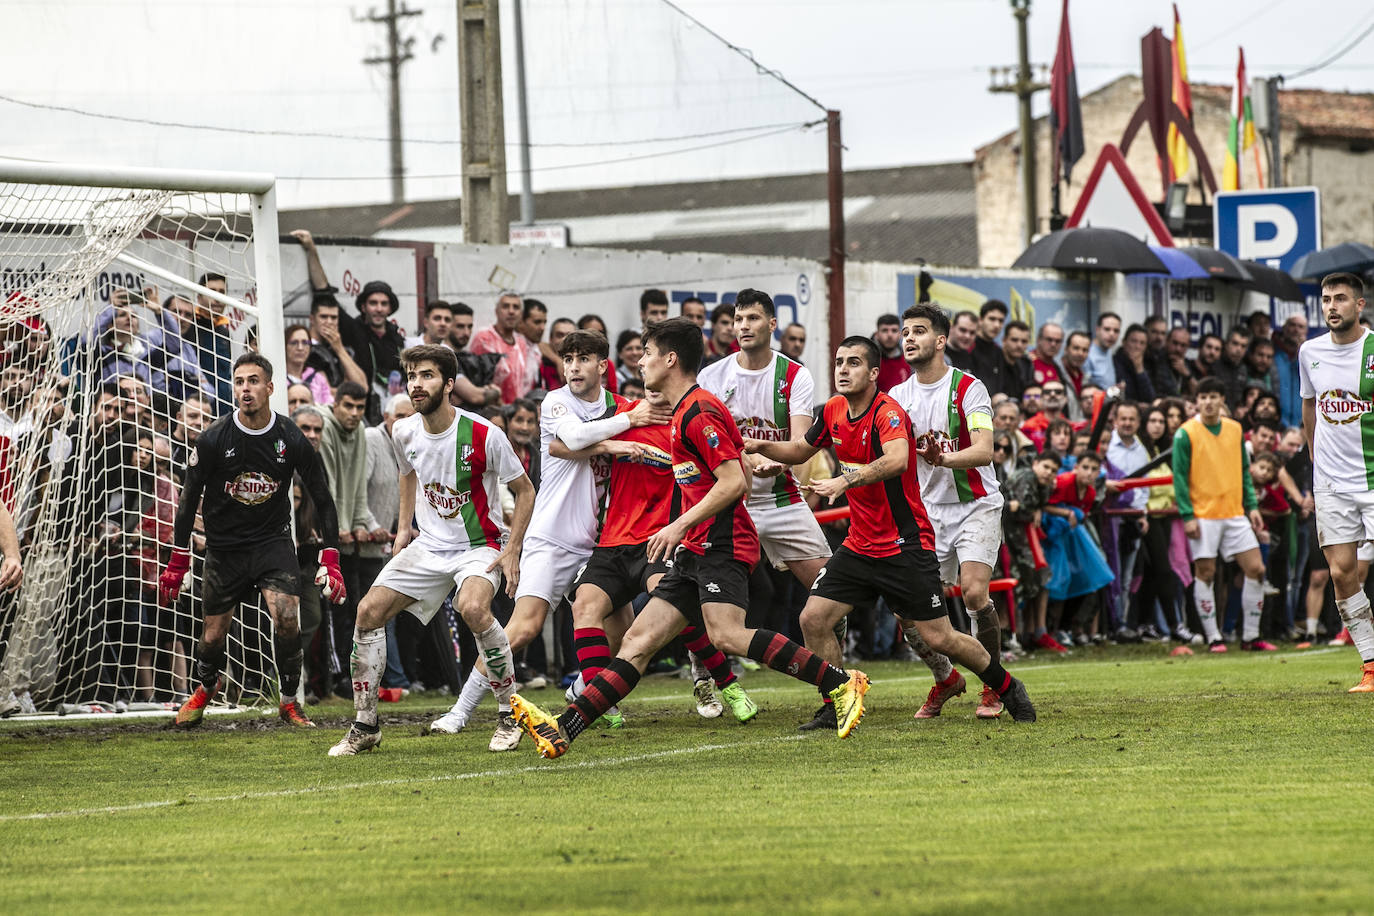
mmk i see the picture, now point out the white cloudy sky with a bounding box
[3,0,1371,209]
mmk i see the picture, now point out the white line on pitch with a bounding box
[0,734,816,823]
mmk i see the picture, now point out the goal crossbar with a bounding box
[0,161,275,195]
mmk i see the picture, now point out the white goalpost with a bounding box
[0,161,289,716]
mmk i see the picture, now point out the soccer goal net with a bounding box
[0,162,288,717]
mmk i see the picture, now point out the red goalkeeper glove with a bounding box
[314,548,346,605]
[158,547,191,606]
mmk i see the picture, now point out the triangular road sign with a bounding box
[1066,144,1174,246]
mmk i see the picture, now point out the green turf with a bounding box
[2,646,1371,914]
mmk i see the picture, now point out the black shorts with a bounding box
[201,540,300,618]
[573,543,670,612]
[812,545,946,621]
[649,548,751,625]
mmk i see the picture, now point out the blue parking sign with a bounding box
[1214,187,1321,274]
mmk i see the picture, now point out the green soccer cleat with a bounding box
[510,694,570,758]
[595,711,625,729]
[827,670,870,739]
[720,683,759,723]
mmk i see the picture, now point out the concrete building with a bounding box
[974,75,1374,267]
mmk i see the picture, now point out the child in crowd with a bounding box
[1043,452,1114,644]
[1003,451,1062,653]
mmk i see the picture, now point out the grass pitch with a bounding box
[2,646,1371,914]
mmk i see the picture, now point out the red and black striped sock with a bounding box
[559,658,641,741]
[573,627,612,685]
[747,628,848,694]
[682,625,736,688]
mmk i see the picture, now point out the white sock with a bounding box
[689,650,709,682]
[1241,577,1264,642]
[351,627,386,727]
[1194,579,1220,643]
[449,667,489,723]
[475,621,517,711]
[1337,591,1374,662]
[1306,617,1318,637]
[903,625,954,682]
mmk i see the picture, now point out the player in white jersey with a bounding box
[427,330,670,747]
[890,304,1007,719]
[697,290,830,583]
[697,290,834,715]
[329,345,535,756]
[1299,271,1374,692]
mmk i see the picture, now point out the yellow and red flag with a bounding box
[1167,4,1192,183]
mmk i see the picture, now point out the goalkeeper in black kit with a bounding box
[160,353,345,728]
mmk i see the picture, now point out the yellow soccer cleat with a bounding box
[1349,662,1374,693]
[510,694,570,759]
[828,670,870,739]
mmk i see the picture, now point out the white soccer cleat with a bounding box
[489,712,523,751]
[328,723,381,757]
[692,678,723,718]
[424,711,467,735]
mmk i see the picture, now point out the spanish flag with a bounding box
[1222,47,1258,191]
[1167,4,1192,183]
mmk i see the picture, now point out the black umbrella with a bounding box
[1180,246,1252,281]
[1240,260,1304,302]
[1290,242,1374,280]
[1012,227,1167,273]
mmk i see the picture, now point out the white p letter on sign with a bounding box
[1237,204,1299,261]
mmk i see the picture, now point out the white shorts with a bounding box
[925,496,1004,585]
[750,500,832,570]
[373,544,501,625]
[513,534,592,606]
[1315,490,1374,549]
[1361,542,1374,563]
[1187,516,1260,562]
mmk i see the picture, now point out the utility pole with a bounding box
[457,0,508,244]
[826,109,845,390]
[512,0,534,226]
[360,0,422,205]
[1267,76,1283,187]
[989,0,1050,247]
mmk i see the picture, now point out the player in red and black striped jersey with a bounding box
[509,319,871,758]
[749,336,1037,726]
[553,391,758,723]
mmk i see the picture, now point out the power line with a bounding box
[1285,17,1374,80]
[278,120,822,181]
[656,0,829,113]
[0,92,811,150]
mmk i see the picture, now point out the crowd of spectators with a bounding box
[856,299,1342,662]
[0,229,1352,714]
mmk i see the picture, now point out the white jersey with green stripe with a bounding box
[1299,328,1374,492]
[392,408,525,556]
[890,366,1001,505]
[697,349,815,509]
[528,384,623,550]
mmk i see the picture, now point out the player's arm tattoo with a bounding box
[504,473,536,549]
[844,436,909,488]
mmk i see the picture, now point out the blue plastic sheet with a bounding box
[1042,509,1115,601]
